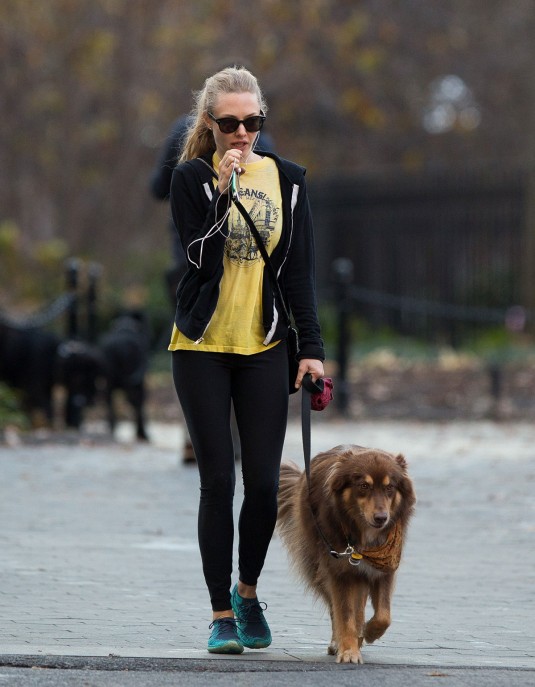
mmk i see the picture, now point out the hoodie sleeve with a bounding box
[284,177,325,361]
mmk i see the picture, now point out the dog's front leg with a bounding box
[328,578,367,664]
[327,604,337,657]
[364,573,394,643]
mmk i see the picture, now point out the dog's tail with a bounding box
[277,461,302,526]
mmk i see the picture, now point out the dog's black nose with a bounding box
[374,512,388,526]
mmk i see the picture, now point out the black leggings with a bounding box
[172,342,289,612]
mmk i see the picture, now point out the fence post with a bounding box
[65,257,80,339]
[331,257,354,416]
[87,263,101,344]
[64,258,82,429]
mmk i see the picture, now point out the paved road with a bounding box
[1,417,534,680]
[0,662,532,686]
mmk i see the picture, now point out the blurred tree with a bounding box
[0,0,533,297]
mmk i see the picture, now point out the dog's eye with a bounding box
[359,483,370,491]
[385,484,396,496]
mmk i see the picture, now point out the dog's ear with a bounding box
[398,474,417,509]
[395,454,408,472]
[392,454,416,509]
[329,473,350,493]
[325,461,354,493]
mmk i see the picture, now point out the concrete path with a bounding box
[1,418,534,669]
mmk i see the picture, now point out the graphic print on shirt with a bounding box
[225,189,280,266]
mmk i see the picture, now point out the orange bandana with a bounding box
[358,521,403,573]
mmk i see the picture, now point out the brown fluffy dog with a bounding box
[277,445,416,664]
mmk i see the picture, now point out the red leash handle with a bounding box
[302,373,334,411]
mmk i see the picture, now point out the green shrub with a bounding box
[0,383,29,431]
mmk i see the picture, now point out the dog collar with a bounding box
[332,522,402,573]
[330,545,363,566]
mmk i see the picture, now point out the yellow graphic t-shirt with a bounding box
[168,154,282,354]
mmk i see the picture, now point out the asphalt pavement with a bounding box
[1,415,534,685]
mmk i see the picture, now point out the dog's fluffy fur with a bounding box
[277,445,416,664]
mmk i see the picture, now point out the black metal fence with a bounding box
[310,166,529,343]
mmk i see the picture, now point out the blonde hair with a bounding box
[179,66,267,162]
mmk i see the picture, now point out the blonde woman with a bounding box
[169,66,324,654]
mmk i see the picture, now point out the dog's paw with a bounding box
[335,637,364,664]
[336,647,364,664]
[364,617,390,644]
[327,640,337,655]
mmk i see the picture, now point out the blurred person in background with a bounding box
[150,104,274,464]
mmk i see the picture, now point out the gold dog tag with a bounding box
[349,552,363,566]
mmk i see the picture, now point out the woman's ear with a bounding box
[203,113,212,131]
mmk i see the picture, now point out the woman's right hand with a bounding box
[218,149,243,195]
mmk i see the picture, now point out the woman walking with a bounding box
[169,66,324,653]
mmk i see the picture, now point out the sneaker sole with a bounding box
[238,635,272,649]
[207,642,244,654]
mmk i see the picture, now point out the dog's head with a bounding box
[320,445,416,536]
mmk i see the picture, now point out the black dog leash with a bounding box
[301,374,364,565]
[301,375,350,560]
[300,373,322,494]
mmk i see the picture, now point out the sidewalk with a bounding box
[1,418,534,669]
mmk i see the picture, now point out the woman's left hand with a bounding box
[294,359,325,390]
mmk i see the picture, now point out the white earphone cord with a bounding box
[186,164,235,269]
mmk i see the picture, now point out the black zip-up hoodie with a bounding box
[169,152,325,362]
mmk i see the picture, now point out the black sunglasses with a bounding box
[208,112,266,134]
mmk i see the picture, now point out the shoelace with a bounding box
[209,617,238,633]
[236,600,268,623]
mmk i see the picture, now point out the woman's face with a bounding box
[206,91,262,161]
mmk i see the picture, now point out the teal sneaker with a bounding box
[207,617,244,654]
[231,584,272,649]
